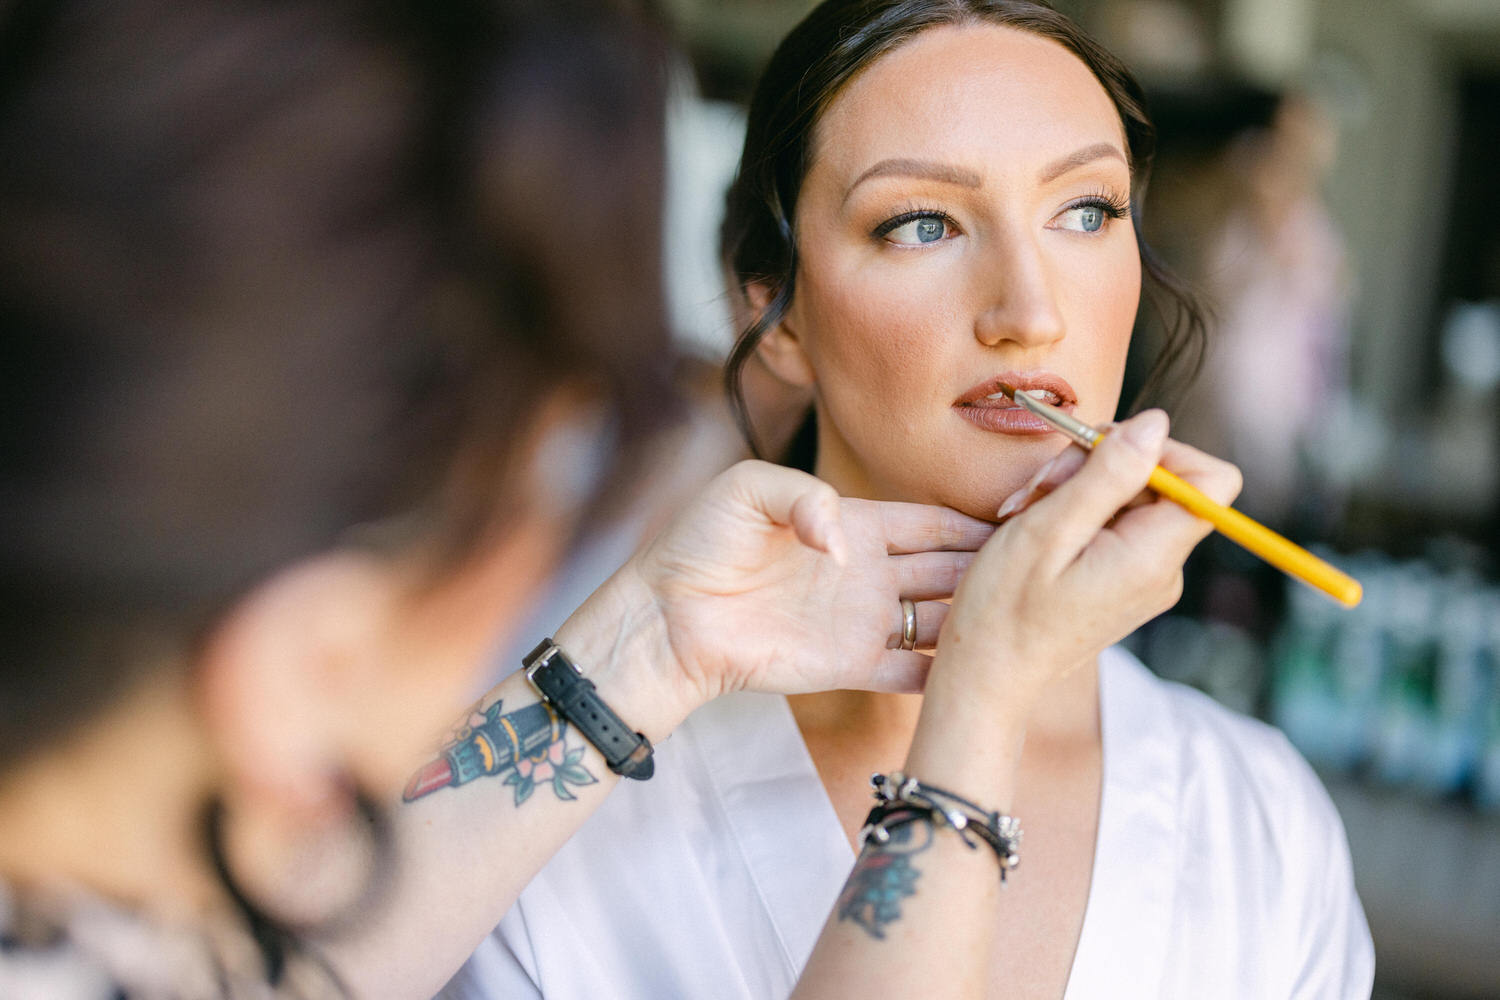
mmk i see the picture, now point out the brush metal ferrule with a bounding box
[1009,391,1103,448]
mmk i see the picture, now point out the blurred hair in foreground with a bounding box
[0,0,676,766]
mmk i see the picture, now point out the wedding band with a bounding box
[899,598,917,651]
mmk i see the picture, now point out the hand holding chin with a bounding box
[564,460,995,736]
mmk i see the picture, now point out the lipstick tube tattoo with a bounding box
[403,701,562,801]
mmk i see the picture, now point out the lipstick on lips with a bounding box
[953,372,1078,435]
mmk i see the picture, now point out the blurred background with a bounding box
[525,1,1500,995]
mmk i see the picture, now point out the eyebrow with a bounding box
[843,158,982,204]
[1037,142,1128,183]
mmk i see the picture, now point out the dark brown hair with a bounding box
[0,0,676,765]
[720,0,1205,462]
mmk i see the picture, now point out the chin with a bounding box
[934,489,1009,524]
[907,468,1029,524]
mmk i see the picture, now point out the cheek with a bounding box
[792,253,959,404]
[1062,241,1140,409]
[1102,249,1142,342]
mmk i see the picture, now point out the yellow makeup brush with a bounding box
[992,384,1363,608]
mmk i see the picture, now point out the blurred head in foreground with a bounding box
[0,0,671,979]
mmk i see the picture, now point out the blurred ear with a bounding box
[197,389,586,813]
[745,281,816,390]
[195,553,401,818]
[199,527,566,816]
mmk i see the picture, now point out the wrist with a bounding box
[905,649,1038,812]
[903,707,1027,814]
[924,640,1045,733]
[551,563,700,745]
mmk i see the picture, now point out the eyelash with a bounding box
[872,207,958,240]
[1063,189,1131,222]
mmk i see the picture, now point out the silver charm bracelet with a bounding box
[858,771,1022,882]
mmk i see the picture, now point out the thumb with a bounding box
[724,460,847,563]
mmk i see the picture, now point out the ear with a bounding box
[198,402,587,815]
[195,553,395,820]
[744,280,816,390]
[198,533,568,826]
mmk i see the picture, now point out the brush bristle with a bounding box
[994,381,1017,399]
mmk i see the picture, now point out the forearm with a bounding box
[792,634,1046,1000]
[323,567,694,998]
[795,819,1008,998]
[794,670,1031,1000]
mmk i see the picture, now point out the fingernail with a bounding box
[998,455,1058,518]
[1118,409,1168,452]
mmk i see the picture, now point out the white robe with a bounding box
[441,647,1374,999]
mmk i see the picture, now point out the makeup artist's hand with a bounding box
[927,410,1242,728]
[557,460,992,737]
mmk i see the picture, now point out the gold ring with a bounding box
[899,598,917,651]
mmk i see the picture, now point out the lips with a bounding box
[952,372,1077,436]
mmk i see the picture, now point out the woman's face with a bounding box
[778,23,1141,519]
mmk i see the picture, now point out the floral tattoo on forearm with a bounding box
[835,817,933,940]
[402,698,598,805]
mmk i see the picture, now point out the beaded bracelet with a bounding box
[858,771,1022,882]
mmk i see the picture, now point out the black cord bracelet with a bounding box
[860,771,1022,881]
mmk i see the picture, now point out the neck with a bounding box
[811,414,890,503]
[790,658,1100,750]
[0,670,222,922]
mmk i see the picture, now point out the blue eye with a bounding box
[1054,197,1126,233]
[876,211,955,246]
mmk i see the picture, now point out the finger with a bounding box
[996,445,1087,520]
[724,460,848,562]
[861,499,994,554]
[1106,443,1243,557]
[853,651,933,694]
[1017,409,1168,570]
[1108,489,1217,561]
[892,551,976,600]
[791,486,847,564]
[1105,436,1243,520]
[884,599,949,650]
[1157,437,1243,507]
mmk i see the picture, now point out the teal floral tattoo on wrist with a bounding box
[402,698,598,805]
[836,816,932,940]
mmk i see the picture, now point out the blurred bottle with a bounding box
[1271,564,1348,767]
[1474,605,1500,814]
[1415,586,1494,797]
[1327,559,1392,771]
[1371,566,1440,788]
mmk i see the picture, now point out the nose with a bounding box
[972,231,1065,350]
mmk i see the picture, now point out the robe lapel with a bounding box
[691,692,853,992]
[1064,648,1177,999]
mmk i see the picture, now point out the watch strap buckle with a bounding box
[522,637,655,780]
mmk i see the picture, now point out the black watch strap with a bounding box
[523,638,655,780]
